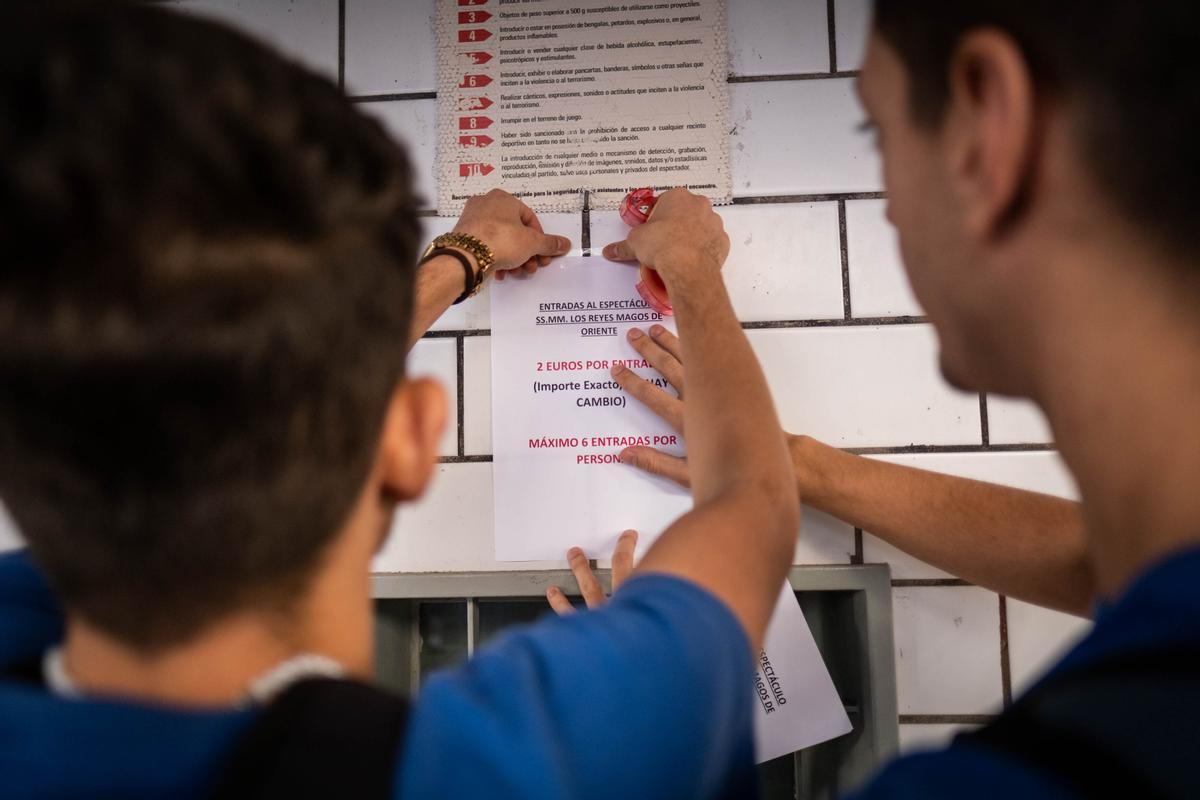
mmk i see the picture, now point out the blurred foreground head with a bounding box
[0,2,422,650]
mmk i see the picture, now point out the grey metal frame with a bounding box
[372,563,898,799]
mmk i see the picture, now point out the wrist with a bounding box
[654,253,723,295]
[433,247,479,279]
[788,434,821,501]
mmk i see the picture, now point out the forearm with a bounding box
[407,253,474,349]
[792,435,1094,615]
[638,271,799,648]
[672,276,792,504]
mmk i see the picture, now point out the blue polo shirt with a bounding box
[0,550,757,799]
[852,546,1200,799]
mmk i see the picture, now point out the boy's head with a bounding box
[0,3,437,651]
[860,2,1200,394]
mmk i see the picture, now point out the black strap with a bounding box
[960,647,1200,799]
[420,247,479,305]
[210,677,410,800]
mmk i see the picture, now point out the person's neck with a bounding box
[1030,242,1200,602]
[62,611,312,707]
[61,506,383,707]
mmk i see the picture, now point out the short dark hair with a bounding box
[874,1,1200,263]
[0,3,421,649]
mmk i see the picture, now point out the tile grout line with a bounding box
[850,443,1055,455]
[999,595,1013,707]
[899,714,995,725]
[439,455,493,464]
[336,0,346,91]
[851,528,864,564]
[733,192,886,204]
[826,0,839,72]
[891,578,972,587]
[352,91,438,103]
[456,335,466,458]
[979,394,991,447]
[838,199,852,319]
[581,190,591,256]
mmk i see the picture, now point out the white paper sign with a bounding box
[491,257,853,760]
[491,256,687,561]
[754,584,854,762]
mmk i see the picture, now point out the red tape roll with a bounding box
[619,188,673,316]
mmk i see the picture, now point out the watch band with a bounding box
[418,232,495,302]
[419,247,478,305]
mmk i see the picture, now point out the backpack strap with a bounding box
[960,646,1200,800]
[211,677,410,800]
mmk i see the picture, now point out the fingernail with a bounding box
[649,324,665,337]
[627,328,643,340]
[619,448,633,463]
[602,244,615,257]
[558,236,571,253]
[567,546,583,560]
[620,529,637,539]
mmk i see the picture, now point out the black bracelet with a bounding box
[419,247,479,305]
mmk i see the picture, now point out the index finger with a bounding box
[611,530,638,590]
[519,200,560,266]
[647,324,682,361]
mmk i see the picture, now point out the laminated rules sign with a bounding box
[435,0,731,211]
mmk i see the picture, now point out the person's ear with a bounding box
[943,29,1037,239]
[378,377,447,503]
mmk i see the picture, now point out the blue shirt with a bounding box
[0,551,756,799]
[852,546,1200,799]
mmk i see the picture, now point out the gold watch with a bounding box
[419,232,496,300]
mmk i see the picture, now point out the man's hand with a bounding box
[614,323,810,486]
[546,530,638,614]
[601,188,729,288]
[612,325,691,485]
[453,188,572,278]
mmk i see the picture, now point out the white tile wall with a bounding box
[729,0,829,76]
[862,451,1079,579]
[893,586,1003,714]
[591,205,843,322]
[462,335,492,457]
[987,396,1055,445]
[795,506,856,564]
[166,0,339,81]
[730,79,882,196]
[833,0,871,71]
[748,325,982,448]
[0,503,22,554]
[1006,598,1092,695]
[407,337,458,458]
[366,99,438,210]
[898,723,977,755]
[846,199,923,318]
[374,462,561,573]
[345,0,436,95]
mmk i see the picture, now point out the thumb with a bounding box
[619,446,690,488]
[602,239,637,262]
[536,233,572,256]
